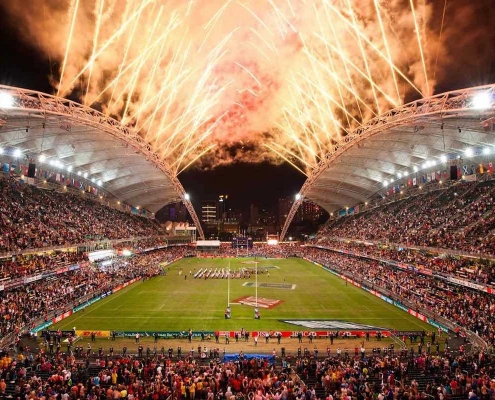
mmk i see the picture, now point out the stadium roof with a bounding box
[0,85,204,238]
[281,84,495,240]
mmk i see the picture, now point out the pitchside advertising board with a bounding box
[42,327,403,339]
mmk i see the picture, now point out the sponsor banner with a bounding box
[42,271,57,278]
[113,284,124,293]
[395,331,425,336]
[43,330,76,338]
[73,295,102,312]
[408,309,427,322]
[24,274,43,284]
[380,294,393,304]
[31,320,53,333]
[112,331,215,339]
[218,330,390,339]
[56,267,69,274]
[426,319,449,332]
[3,277,24,290]
[446,276,485,292]
[394,302,408,312]
[52,310,73,324]
[77,330,110,337]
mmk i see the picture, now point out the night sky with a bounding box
[0,1,494,214]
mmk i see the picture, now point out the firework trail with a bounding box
[3,0,443,175]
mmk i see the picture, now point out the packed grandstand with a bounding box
[0,81,495,398]
[0,165,495,399]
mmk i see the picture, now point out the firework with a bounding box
[6,0,439,175]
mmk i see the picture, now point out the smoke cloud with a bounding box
[2,0,451,173]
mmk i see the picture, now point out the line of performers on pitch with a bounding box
[193,267,269,279]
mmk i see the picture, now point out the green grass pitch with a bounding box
[53,257,433,332]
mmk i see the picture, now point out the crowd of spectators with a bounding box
[205,244,297,259]
[320,180,495,255]
[0,176,163,254]
[0,247,186,342]
[0,330,494,400]
[0,252,86,281]
[296,246,495,348]
[313,239,495,286]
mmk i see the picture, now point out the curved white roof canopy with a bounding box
[281,84,495,240]
[0,85,204,238]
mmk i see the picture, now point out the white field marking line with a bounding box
[56,281,143,327]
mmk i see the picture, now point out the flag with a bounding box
[489,162,493,173]
[407,179,412,187]
[479,163,484,173]
[413,177,417,186]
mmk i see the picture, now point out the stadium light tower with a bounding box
[472,92,492,110]
[0,92,14,108]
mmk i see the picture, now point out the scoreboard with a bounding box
[232,236,253,249]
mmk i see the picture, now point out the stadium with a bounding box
[0,1,495,399]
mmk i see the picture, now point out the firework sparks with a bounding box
[6,0,439,175]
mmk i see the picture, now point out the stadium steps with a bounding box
[303,372,325,399]
[404,367,434,392]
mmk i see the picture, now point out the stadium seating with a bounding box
[320,179,495,255]
[0,175,163,253]
[0,247,186,341]
[297,246,495,348]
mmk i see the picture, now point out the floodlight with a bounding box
[39,154,46,163]
[440,154,447,163]
[84,172,88,178]
[67,165,73,172]
[0,92,14,108]
[413,166,418,172]
[13,148,22,158]
[430,160,437,167]
[397,172,402,178]
[0,147,3,155]
[77,171,81,176]
[422,162,428,169]
[483,147,490,155]
[91,178,95,183]
[383,180,388,187]
[184,193,190,200]
[464,148,473,157]
[472,92,492,110]
[97,180,102,186]
[403,171,409,177]
[295,193,301,200]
